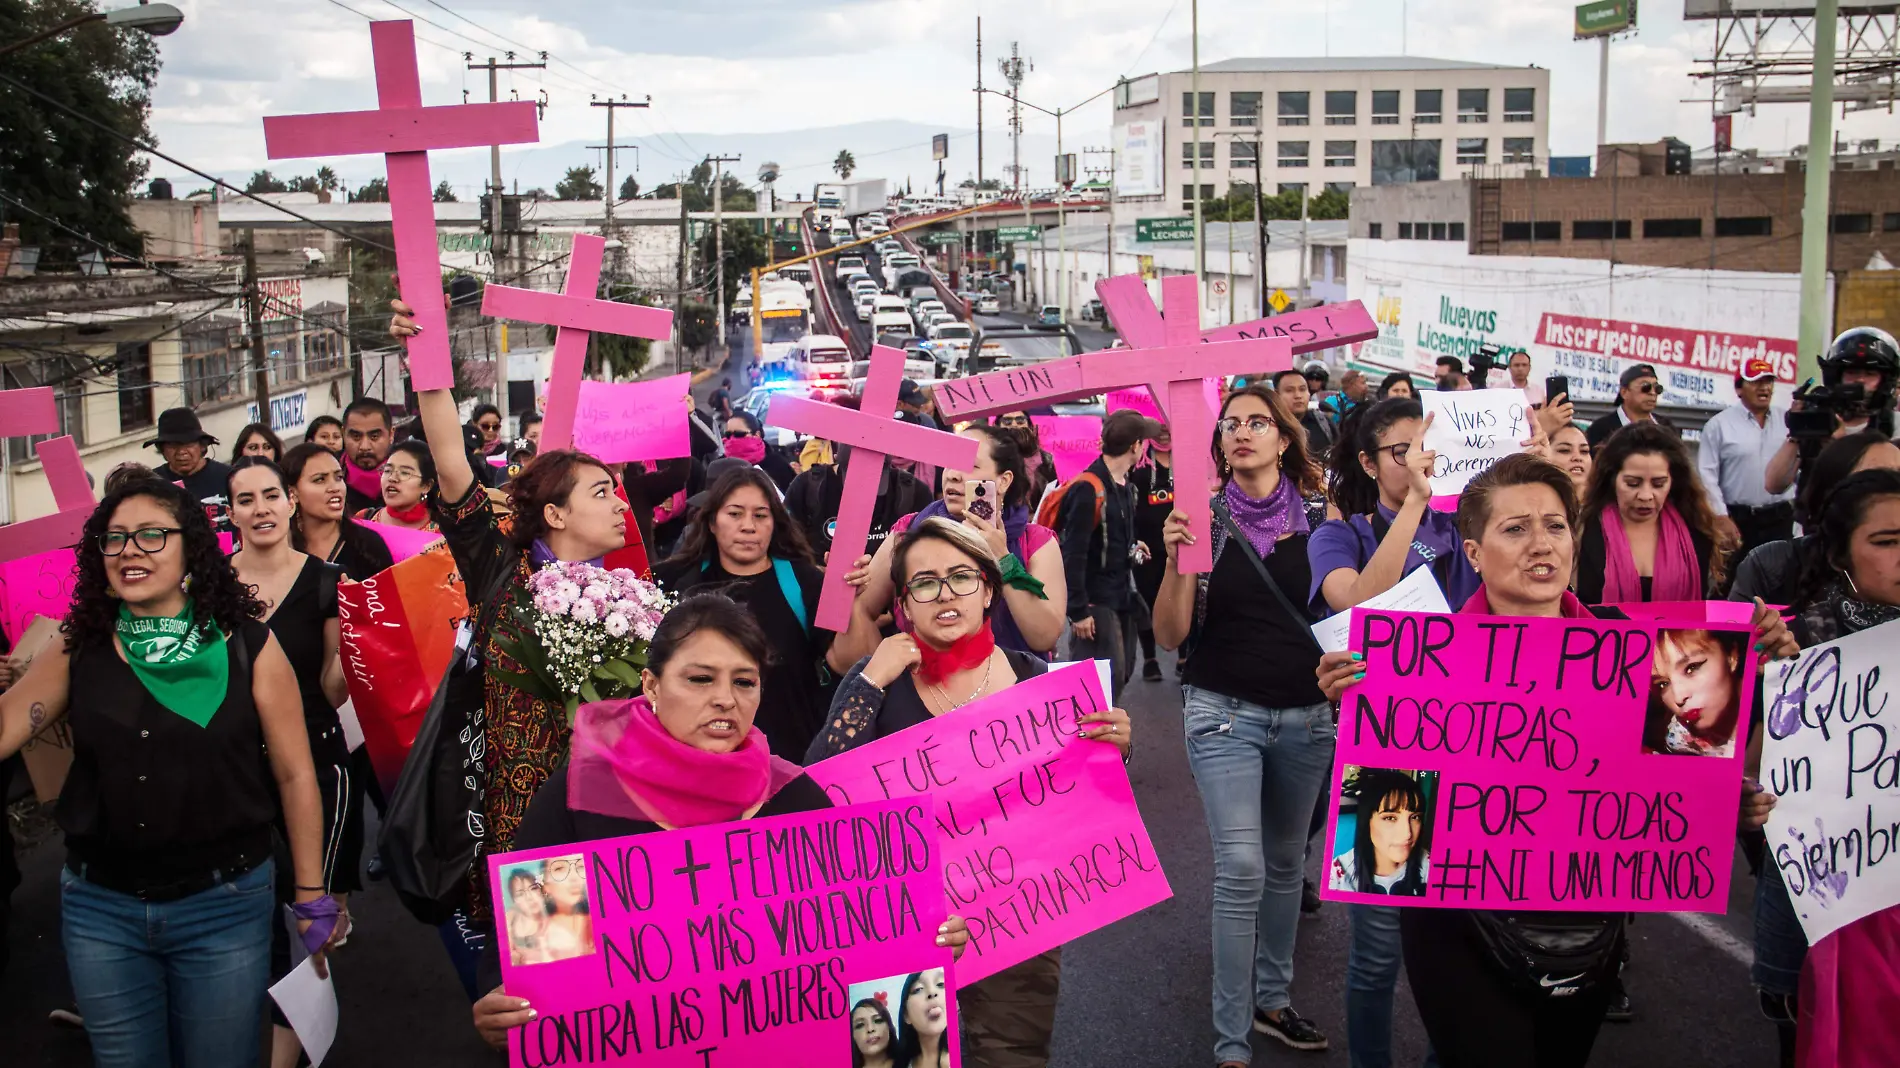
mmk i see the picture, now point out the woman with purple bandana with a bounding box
[1151,384,1335,1064]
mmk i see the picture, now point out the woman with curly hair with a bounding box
[0,479,338,1067]
[1576,423,1725,604]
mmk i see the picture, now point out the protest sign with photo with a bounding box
[1761,618,1900,944]
[1418,388,1530,498]
[1322,609,1756,911]
[805,661,1172,981]
[487,798,959,1067]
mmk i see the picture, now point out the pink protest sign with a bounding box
[1603,601,1762,624]
[1030,416,1101,482]
[0,388,97,564]
[482,233,675,452]
[487,797,960,1066]
[263,20,538,392]
[1321,609,1758,912]
[767,346,978,631]
[0,548,77,644]
[0,387,62,435]
[357,519,444,562]
[1105,381,1221,424]
[570,374,692,464]
[805,662,1173,981]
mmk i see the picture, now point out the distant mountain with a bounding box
[417,119,1074,203]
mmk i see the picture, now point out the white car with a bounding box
[841,268,872,290]
[855,293,876,322]
[850,278,880,299]
[926,311,957,331]
[836,255,866,275]
[974,294,1001,315]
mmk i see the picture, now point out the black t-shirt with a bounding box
[709,387,732,415]
[160,459,235,532]
[326,523,396,583]
[864,649,1049,741]
[785,465,933,561]
[653,557,837,761]
[267,556,343,736]
[1186,533,1325,708]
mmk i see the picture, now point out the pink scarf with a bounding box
[567,696,800,827]
[344,458,383,502]
[1460,584,1596,619]
[1598,503,1701,603]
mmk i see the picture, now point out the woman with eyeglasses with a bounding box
[470,592,974,1049]
[810,517,1130,1068]
[657,465,873,760]
[229,422,283,466]
[0,479,340,1067]
[355,440,441,533]
[1576,424,1724,604]
[1152,384,1334,1063]
[227,457,358,1068]
[282,443,394,583]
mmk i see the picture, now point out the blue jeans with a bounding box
[1184,687,1337,1064]
[1753,860,1807,999]
[61,859,276,1068]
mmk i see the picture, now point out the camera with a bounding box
[1785,380,1870,442]
[1468,344,1502,390]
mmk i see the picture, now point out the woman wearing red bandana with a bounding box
[355,440,441,533]
[808,517,1132,1068]
[470,593,971,1048]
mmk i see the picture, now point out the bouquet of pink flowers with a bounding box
[492,560,674,719]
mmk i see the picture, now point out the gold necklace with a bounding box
[928,652,995,712]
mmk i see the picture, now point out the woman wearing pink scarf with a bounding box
[1575,424,1726,604]
[468,593,971,1049]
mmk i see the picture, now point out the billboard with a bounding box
[932,133,948,161]
[1115,120,1164,198]
[1576,0,1636,36]
[1684,0,1894,17]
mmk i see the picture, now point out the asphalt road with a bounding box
[2,644,1780,1067]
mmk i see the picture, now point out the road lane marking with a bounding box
[1665,911,1752,966]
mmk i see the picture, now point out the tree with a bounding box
[433,180,457,203]
[0,0,160,250]
[678,300,717,355]
[351,177,388,202]
[246,169,288,194]
[651,162,754,213]
[554,165,603,201]
[522,187,549,201]
[618,173,639,201]
[1308,187,1349,220]
[588,283,656,378]
[956,177,1003,191]
[695,220,770,310]
[833,150,855,179]
[286,174,319,194]
[314,166,341,194]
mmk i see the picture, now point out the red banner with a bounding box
[338,543,468,795]
[1535,312,1798,384]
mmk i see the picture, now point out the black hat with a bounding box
[685,456,758,510]
[897,379,928,406]
[1824,327,1900,375]
[1618,363,1660,390]
[145,407,217,447]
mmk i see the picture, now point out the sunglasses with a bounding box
[723,429,756,439]
[1631,382,1664,396]
[476,421,501,432]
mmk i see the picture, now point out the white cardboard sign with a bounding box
[1420,387,1530,498]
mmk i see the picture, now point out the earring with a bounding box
[1842,567,1862,598]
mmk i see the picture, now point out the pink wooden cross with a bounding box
[767,346,979,632]
[481,233,676,452]
[0,390,97,562]
[931,272,1378,423]
[262,20,539,392]
[1078,275,1294,573]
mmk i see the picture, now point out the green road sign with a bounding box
[1574,0,1634,38]
[919,231,962,246]
[996,225,1044,243]
[1136,217,1195,243]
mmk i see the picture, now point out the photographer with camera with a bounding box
[1586,363,1682,449]
[1764,327,1899,498]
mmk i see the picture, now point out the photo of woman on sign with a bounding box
[897,968,951,1068]
[1644,627,1746,757]
[1328,766,1435,897]
[497,854,594,966]
[847,992,897,1068]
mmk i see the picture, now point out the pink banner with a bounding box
[357,518,443,562]
[1105,380,1222,424]
[0,548,77,644]
[805,661,1172,981]
[1321,610,1757,911]
[1030,416,1102,482]
[487,798,960,1066]
[1603,600,1762,624]
[570,374,694,464]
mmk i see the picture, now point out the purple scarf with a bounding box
[529,537,604,571]
[1222,475,1309,558]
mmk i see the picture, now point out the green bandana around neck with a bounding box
[115,599,229,728]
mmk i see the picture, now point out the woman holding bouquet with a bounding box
[808,517,1132,1068]
[469,593,971,1049]
[656,465,875,760]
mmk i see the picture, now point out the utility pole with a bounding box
[975,17,984,190]
[676,188,689,373]
[241,232,270,426]
[1796,0,1841,382]
[1191,0,1205,312]
[1084,145,1117,281]
[704,153,742,358]
[999,43,1030,304]
[1252,142,1268,317]
[468,52,545,415]
[591,96,651,247]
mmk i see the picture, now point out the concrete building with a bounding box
[1110,56,1552,218]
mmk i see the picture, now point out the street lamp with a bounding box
[0,2,184,59]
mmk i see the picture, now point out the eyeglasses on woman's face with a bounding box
[723,429,755,439]
[1216,415,1277,438]
[380,462,424,483]
[98,527,182,556]
[903,568,984,603]
[1372,441,1412,464]
[543,858,579,882]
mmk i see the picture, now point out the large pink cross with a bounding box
[0,390,97,561]
[1080,275,1293,573]
[481,233,676,452]
[931,272,1378,422]
[767,346,979,632]
[262,20,539,392]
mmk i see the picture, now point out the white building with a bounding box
[1111,57,1553,214]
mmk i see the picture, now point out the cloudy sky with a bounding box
[145,0,1895,197]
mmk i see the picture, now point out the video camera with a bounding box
[1468,344,1502,390]
[1785,379,1871,443]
